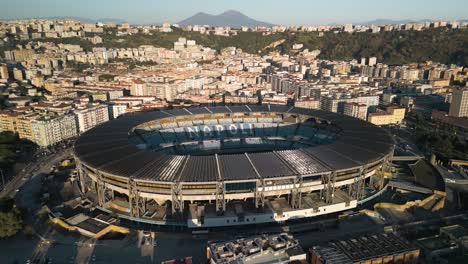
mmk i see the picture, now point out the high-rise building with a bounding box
[368,57,377,66]
[32,74,45,88]
[344,103,368,120]
[130,79,146,96]
[320,97,347,113]
[74,104,109,133]
[449,88,468,117]
[32,114,78,147]
[13,68,24,81]
[108,103,128,119]
[4,51,14,61]
[12,49,35,62]
[360,57,366,66]
[0,111,39,141]
[0,111,20,133]
[16,114,38,141]
[0,63,8,80]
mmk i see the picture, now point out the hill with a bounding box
[178,10,274,28]
[273,28,468,66]
[355,19,432,25]
[3,27,466,66]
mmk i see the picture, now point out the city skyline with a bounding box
[2,0,468,25]
[0,1,467,262]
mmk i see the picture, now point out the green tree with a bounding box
[0,208,22,238]
[0,144,16,168]
[98,74,116,81]
[0,131,36,170]
[0,132,18,169]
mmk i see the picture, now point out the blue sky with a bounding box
[1,0,467,25]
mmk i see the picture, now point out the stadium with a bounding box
[74,105,394,228]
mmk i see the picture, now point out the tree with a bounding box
[98,74,116,81]
[0,144,16,168]
[0,131,36,170]
[409,112,467,161]
[0,132,18,169]
[0,208,22,238]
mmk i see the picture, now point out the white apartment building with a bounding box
[108,103,128,119]
[74,104,109,133]
[31,114,78,147]
[321,95,379,113]
[0,63,8,80]
[130,79,146,96]
[343,103,368,120]
[295,98,320,110]
[107,90,124,100]
[351,95,380,107]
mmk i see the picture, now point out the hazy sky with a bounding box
[1,0,467,25]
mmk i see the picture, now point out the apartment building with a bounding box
[0,111,20,133]
[130,79,146,96]
[31,114,78,147]
[0,111,39,141]
[108,103,128,119]
[368,105,406,126]
[295,99,320,110]
[74,104,109,133]
[15,113,39,141]
[449,88,468,118]
[224,95,258,104]
[321,95,379,113]
[0,63,8,80]
[344,102,368,120]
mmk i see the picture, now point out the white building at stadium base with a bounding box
[73,105,394,228]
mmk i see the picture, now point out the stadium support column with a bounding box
[245,153,264,209]
[171,182,184,214]
[322,171,336,204]
[215,154,226,214]
[96,171,114,207]
[255,179,265,209]
[291,176,303,209]
[76,160,86,194]
[350,166,366,201]
[128,178,145,218]
[96,171,105,207]
[381,152,393,189]
[215,181,226,214]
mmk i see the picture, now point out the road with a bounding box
[75,238,97,264]
[137,230,155,261]
[391,125,424,157]
[0,148,73,199]
[30,228,55,264]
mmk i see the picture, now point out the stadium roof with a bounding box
[74,106,394,183]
